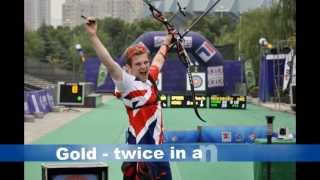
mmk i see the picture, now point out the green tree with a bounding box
[221,1,296,87]
[24,0,295,82]
[189,15,237,44]
[24,31,45,59]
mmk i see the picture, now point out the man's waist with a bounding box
[126,102,160,110]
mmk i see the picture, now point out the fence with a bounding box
[24,58,85,83]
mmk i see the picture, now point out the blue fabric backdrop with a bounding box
[84,58,245,95]
[84,31,245,95]
[259,55,285,102]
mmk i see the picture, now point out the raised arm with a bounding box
[84,16,123,81]
[151,33,175,71]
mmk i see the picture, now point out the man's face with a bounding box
[127,53,150,81]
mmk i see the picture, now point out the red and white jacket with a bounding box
[113,65,164,144]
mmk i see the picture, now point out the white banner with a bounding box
[266,54,287,60]
[186,72,206,91]
[283,50,294,90]
[291,55,296,86]
[207,66,224,88]
[154,36,192,48]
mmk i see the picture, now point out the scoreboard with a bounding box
[170,95,207,108]
[160,95,169,108]
[57,81,85,106]
[209,95,246,109]
[160,95,207,108]
[160,95,247,109]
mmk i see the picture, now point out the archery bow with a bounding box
[142,0,221,123]
[180,0,221,38]
[167,0,186,23]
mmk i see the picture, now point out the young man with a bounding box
[84,17,174,180]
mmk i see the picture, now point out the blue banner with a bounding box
[1,144,319,162]
[163,126,279,144]
[85,31,250,95]
[259,55,286,102]
[24,88,55,114]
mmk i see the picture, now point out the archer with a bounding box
[83,15,175,180]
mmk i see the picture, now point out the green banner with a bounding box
[96,64,108,88]
[245,61,255,88]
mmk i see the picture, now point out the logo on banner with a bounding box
[154,36,165,47]
[31,94,40,113]
[46,93,54,107]
[195,41,217,63]
[40,95,47,111]
[154,36,192,48]
[235,133,243,143]
[186,72,206,91]
[207,66,224,87]
[180,36,192,48]
[221,131,232,143]
[171,135,178,142]
[193,75,203,88]
[249,133,257,142]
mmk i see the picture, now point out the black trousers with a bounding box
[122,161,172,180]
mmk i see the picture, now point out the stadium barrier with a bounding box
[24,88,55,115]
[164,126,281,143]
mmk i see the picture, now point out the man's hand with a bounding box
[163,28,177,47]
[83,16,97,37]
[82,15,123,81]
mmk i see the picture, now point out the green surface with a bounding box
[254,162,296,180]
[254,138,296,180]
[25,98,295,180]
[255,138,296,144]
